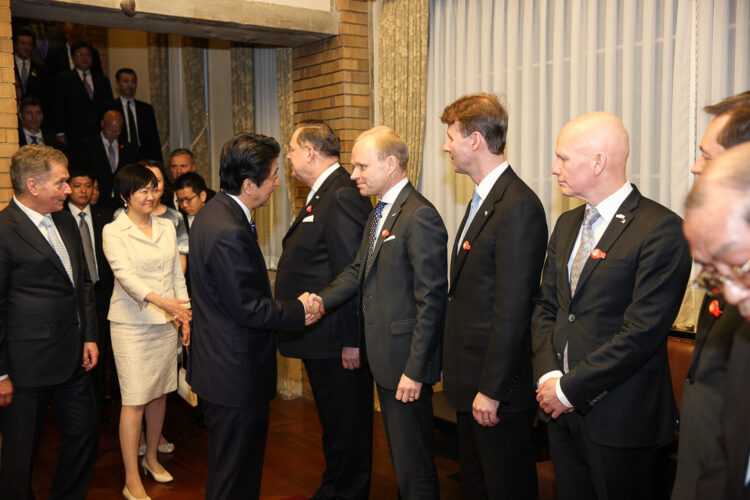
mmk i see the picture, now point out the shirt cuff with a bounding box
[0,374,8,381]
[555,378,573,408]
[538,370,563,387]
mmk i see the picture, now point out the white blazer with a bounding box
[103,211,189,324]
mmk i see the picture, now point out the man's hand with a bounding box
[298,292,325,326]
[536,377,573,418]
[0,377,13,407]
[180,322,191,346]
[395,373,423,403]
[472,392,500,427]
[342,347,360,370]
[82,342,99,372]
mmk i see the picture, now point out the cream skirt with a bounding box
[110,321,178,405]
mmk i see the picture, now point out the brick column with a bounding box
[291,0,371,211]
[0,0,16,208]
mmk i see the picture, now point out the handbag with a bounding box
[177,346,199,407]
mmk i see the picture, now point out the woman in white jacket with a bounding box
[103,163,191,500]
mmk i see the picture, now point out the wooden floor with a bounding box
[30,395,462,499]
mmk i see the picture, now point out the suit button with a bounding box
[556,353,561,360]
[568,314,575,322]
[448,296,453,301]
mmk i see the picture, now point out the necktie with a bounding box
[365,201,386,274]
[304,189,316,206]
[20,60,28,92]
[108,141,116,172]
[78,212,98,282]
[249,218,258,242]
[127,100,139,145]
[38,38,48,59]
[569,206,601,295]
[40,214,74,285]
[456,189,482,254]
[30,135,39,144]
[82,71,94,100]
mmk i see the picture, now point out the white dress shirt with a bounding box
[22,128,44,145]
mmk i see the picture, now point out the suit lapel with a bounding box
[570,187,640,303]
[52,211,80,285]
[362,182,413,282]
[559,206,585,301]
[688,294,725,376]
[450,167,515,289]
[283,167,343,242]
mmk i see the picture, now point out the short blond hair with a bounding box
[10,145,68,194]
[356,126,409,170]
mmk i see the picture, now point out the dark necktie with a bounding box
[108,141,116,172]
[30,135,39,144]
[20,60,28,92]
[249,218,258,242]
[78,212,98,282]
[82,71,94,100]
[126,101,139,145]
[365,201,386,274]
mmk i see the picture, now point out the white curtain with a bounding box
[253,48,291,269]
[420,0,750,329]
[167,35,191,153]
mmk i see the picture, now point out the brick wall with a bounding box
[291,0,371,212]
[0,0,15,208]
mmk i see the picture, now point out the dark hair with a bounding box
[169,148,195,163]
[69,40,91,58]
[175,172,207,194]
[440,93,509,155]
[704,91,750,116]
[67,169,94,183]
[220,133,280,195]
[13,27,35,44]
[114,163,157,202]
[138,159,174,206]
[19,97,42,114]
[295,120,340,158]
[115,67,137,82]
[717,105,750,150]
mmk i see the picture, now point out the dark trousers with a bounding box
[0,366,98,500]
[91,285,111,417]
[376,383,439,500]
[304,357,373,500]
[547,412,656,500]
[202,400,269,500]
[456,409,538,500]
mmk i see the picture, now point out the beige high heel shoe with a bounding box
[141,458,174,483]
[122,486,151,500]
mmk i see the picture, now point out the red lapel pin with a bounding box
[708,299,722,318]
[590,248,606,260]
[381,229,390,238]
[306,205,312,213]
[462,240,471,251]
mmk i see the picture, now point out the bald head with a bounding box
[552,112,630,206]
[101,110,123,142]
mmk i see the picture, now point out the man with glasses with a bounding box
[175,172,209,232]
[684,142,750,500]
[673,93,750,500]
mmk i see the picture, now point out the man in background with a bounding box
[13,27,46,102]
[175,172,209,231]
[18,97,58,149]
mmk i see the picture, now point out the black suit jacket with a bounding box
[14,58,47,101]
[18,129,62,151]
[443,167,548,413]
[532,186,692,447]
[45,44,103,80]
[104,98,163,162]
[48,69,113,153]
[187,192,305,407]
[696,320,750,500]
[320,181,448,389]
[672,295,741,500]
[0,200,97,387]
[78,135,139,210]
[276,167,372,359]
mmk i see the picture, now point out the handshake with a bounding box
[298,292,325,326]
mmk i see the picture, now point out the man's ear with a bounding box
[593,152,607,176]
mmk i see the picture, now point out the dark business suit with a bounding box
[187,192,306,500]
[18,128,61,149]
[695,320,750,500]
[45,44,104,80]
[14,58,46,101]
[0,199,99,499]
[443,166,547,499]
[78,135,139,210]
[105,98,163,162]
[672,295,741,500]
[276,166,373,500]
[320,181,447,500]
[532,186,692,500]
[48,69,113,158]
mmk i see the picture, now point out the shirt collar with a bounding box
[101,133,117,147]
[68,203,92,219]
[590,182,633,224]
[226,193,254,225]
[310,163,340,193]
[13,196,47,226]
[76,68,89,79]
[120,96,135,105]
[474,161,509,200]
[22,128,41,138]
[15,55,29,67]
[379,177,409,205]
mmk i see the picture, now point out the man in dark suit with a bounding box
[13,27,46,102]
[175,172,209,232]
[276,121,373,500]
[18,97,59,148]
[685,142,750,500]
[44,24,104,79]
[0,145,99,499]
[439,94,547,499]
[65,169,115,422]
[188,133,319,500]
[314,126,448,500]
[105,68,163,162]
[532,112,692,500]
[672,93,750,500]
[78,110,139,210]
[48,40,113,158]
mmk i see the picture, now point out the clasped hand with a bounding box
[298,292,325,326]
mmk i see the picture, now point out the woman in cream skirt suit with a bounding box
[103,164,191,500]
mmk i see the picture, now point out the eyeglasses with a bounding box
[693,259,750,296]
[177,194,198,205]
